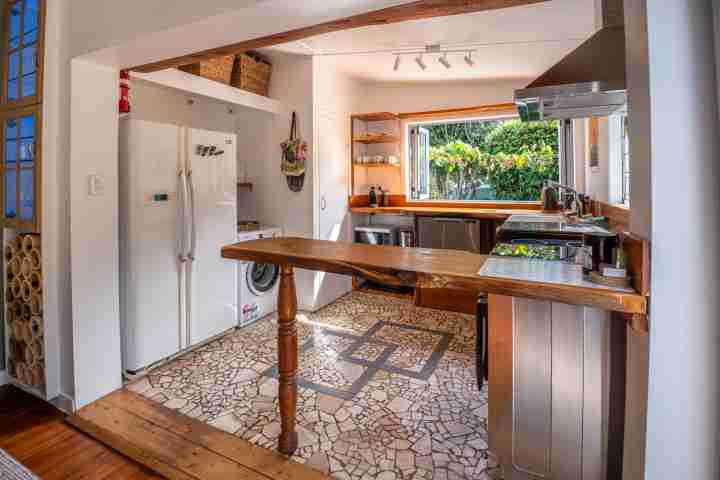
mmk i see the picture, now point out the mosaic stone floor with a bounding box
[128,291,501,480]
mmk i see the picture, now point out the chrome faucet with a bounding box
[546,181,585,216]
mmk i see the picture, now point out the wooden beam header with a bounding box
[131,0,549,72]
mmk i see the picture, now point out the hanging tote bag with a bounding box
[281,112,307,192]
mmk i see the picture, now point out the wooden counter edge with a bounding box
[221,243,648,318]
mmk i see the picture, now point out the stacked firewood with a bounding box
[5,234,44,389]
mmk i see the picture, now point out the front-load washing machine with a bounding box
[237,226,282,327]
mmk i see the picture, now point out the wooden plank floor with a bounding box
[0,384,162,479]
[68,388,330,480]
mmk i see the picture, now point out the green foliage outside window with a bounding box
[424,119,559,201]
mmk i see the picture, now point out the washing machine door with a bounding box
[247,262,280,296]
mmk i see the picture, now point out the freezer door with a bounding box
[186,128,238,346]
[120,119,183,372]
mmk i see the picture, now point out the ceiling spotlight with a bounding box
[393,55,401,72]
[439,53,451,69]
[464,52,476,67]
[415,54,427,71]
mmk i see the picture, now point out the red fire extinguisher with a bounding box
[119,69,130,114]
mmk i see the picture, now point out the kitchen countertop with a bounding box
[221,237,647,315]
[479,256,636,294]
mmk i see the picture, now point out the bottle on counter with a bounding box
[378,186,386,208]
[369,186,378,208]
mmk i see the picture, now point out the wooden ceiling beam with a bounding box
[130,0,549,73]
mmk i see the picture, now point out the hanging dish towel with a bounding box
[281,111,307,192]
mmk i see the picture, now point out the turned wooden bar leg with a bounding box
[277,264,299,455]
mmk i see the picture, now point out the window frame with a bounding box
[2,0,45,109]
[608,113,630,208]
[0,104,42,232]
[403,112,558,206]
[620,114,630,206]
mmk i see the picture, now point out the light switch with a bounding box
[88,174,105,197]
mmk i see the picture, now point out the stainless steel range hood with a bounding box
[515,1,626,122]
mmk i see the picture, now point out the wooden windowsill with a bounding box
[405,200,542,209]
[349,205,542,220]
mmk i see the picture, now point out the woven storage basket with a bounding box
[231,53,272,97]
[179,55,235,85]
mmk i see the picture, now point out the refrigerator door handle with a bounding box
[187,169,197,261]
[177,169,189,262]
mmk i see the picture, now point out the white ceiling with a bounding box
[270,0,597,83]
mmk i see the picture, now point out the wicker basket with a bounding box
[179,55,235,85]
[231,53,272,97]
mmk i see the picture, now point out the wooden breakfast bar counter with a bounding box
[221,237,647,462]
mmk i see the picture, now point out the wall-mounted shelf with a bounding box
[353,112,398,122]
[353,133,399,144]
[131,69,283,115]
[351,113,402,197]
[237,182,254,191]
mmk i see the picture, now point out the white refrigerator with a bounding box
[119,119,238,373]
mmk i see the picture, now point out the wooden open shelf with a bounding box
[351,112,402,196]
[353,112,398,122]
[353,133,399,144]
[237,182,254,191]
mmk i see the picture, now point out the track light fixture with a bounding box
[439,53,451,69]
[393,48,477,72]
[464,51,475,67]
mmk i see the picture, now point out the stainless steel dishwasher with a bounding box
[417,216,482,252]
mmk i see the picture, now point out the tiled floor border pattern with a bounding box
[262,321,454,400]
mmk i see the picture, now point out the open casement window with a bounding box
[410,126,430,200]
[407,112,560,203]
[0,0,43,232]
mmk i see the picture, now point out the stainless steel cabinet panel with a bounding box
[496,298,613,480]
[512,299,553,477]
[417,216,481,252]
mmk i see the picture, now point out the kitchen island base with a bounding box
[489,295,626,480]
[221,238,642,478]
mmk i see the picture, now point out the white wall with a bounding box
[642,1,720,479]
[311,57,365,309]
[70,59,122,408]
[237,52,315,238]
[235,52,317,309]
[358,78,529,114]
[41,0,73,405]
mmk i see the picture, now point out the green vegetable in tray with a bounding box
[492,243,560,261]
